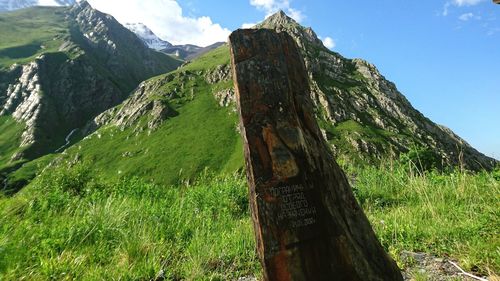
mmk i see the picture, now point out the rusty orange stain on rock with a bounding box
[270,250,292,281]
[262,125,299,179]
[251,135,272,174]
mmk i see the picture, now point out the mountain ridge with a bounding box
[257,11,496,169]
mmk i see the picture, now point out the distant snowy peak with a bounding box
[124,23,172,51]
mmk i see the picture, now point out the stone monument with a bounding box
[229,29,403,281]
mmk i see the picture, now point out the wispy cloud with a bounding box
[86,0,230,47]
[487,27,500,35]
[453,0,484,6]
[249,0,304,22]
[241,22,257,28]
[458,12,474,21]
[443,0,486,16]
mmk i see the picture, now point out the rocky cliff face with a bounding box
[0,2,181,164]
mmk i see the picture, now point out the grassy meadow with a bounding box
[0,7,69,69]
[0,160,498,280]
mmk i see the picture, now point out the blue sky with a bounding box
[83,0,500,159]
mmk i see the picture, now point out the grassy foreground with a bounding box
[0,162,498,280]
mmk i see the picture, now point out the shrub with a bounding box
[399,146,441,173]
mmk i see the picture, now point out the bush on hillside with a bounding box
[399,146,441,173]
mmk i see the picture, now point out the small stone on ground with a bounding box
[235,251,496,281]
[401,251,491,281]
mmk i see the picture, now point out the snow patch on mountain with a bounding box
[124,23,172,50]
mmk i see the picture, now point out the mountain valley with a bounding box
[0,2,498,280]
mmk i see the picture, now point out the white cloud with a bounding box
[443,0,486,16]
[459,12,478,21]
[85,0,230,47]
[241,22,257,28]
[452,0,484,6]
[487,27,500,35]
[249,0,304,22]
[321,36,335,49]
[38,0,62,5]
[286,8,304,22]
[459,12,474,20]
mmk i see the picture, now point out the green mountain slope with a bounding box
[0,7,69,68]
[59,45,242,185]
[0,116,24,171]
[0,3,182,189]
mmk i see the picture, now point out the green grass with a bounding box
[0,116,25,170]
[62,76,242,186]
[0,165,259,280]
[52,44,242,186]
[351,163,500,274]
[332,119,397,141]
[318,119,412,165]
[3,154,58,191]
[0,7,69,68]
[181,45,230,72]
[0,161,497,279]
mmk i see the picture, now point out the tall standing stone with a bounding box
[229,29,403,281]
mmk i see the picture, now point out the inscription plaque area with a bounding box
[230,29,403,281]
[269,184,316,227]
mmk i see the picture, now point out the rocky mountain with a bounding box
[0,0,75,12]
[0,2,181,184]
[256,11,496,170]
[124,23,172,51]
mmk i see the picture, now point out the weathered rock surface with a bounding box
[230,28,403,281]
[205,63,231,84]
[83,78,179,135]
